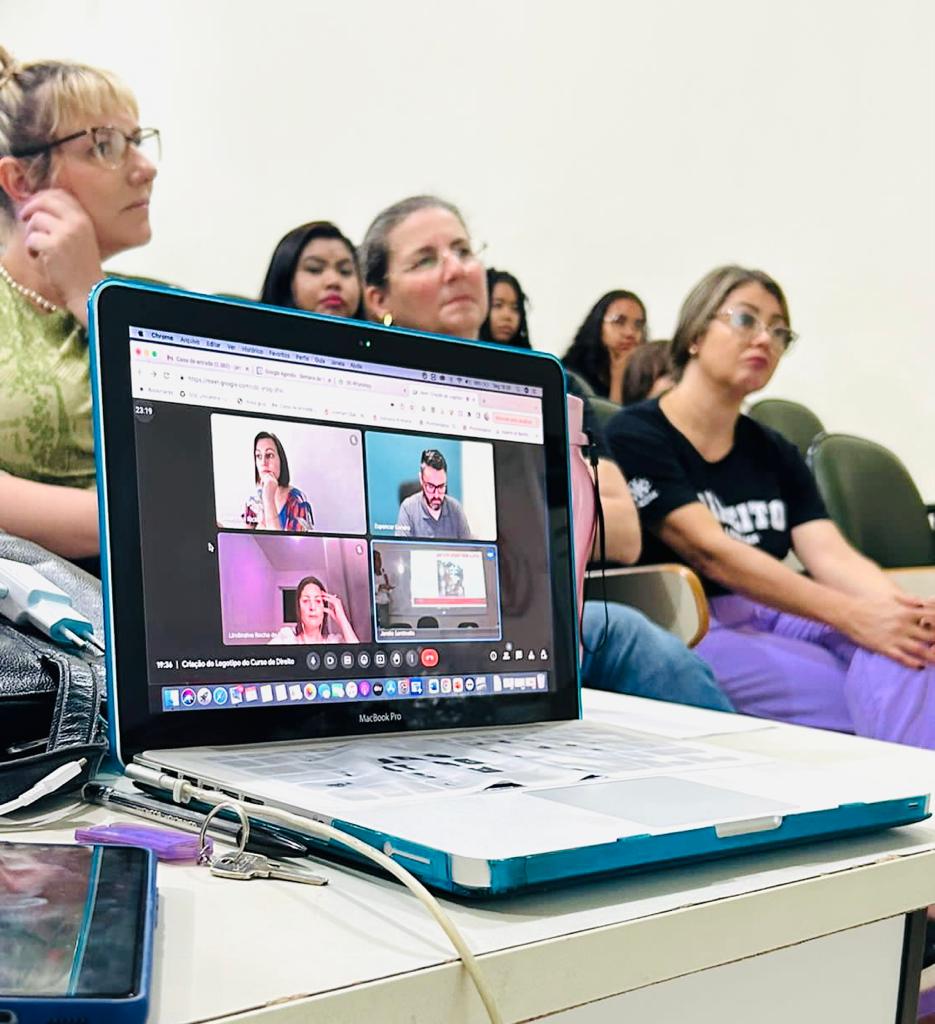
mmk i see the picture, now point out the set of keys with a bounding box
[197,802,328,886]
[209,849,328,885]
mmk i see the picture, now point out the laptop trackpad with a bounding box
[528,776,794,827]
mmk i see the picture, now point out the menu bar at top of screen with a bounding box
[128,325,543,397]
[130,340,544,445]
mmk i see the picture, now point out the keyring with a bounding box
[197,801,251,864]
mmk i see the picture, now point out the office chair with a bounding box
[747,399,825,458]
[585,396,621,435]
[808,433,935,573]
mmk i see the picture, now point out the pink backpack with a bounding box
[567,394,597,620]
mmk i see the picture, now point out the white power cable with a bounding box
[125,765,503,1024]
[0,759,87,817]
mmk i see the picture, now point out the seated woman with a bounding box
[478,268,531,348]
[358,195,730,712]
[259,220,364,319]
[244,431,314,532]
[0,48,158,564]
[622,339,674,404]
[268,575,359,645]
[562,290,649,404]
[606,265,935,749]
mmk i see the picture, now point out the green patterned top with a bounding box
[0,275,95,488]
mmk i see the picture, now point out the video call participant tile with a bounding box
[372,540,502,643]
[365,432,496,542]
[217,533,372,646]
[211,413,366,534]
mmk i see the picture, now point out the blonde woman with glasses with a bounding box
[606,265,935,749]
[0,48,158,568]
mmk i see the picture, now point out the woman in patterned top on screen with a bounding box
[243,431,314,532]
[0,48,158,564]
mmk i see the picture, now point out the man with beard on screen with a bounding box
[396,449,472,540]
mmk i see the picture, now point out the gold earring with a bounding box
[382,312,393,327]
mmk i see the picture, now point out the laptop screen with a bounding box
[91,283,579,760]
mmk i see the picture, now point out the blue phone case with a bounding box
[0,843,157,1024]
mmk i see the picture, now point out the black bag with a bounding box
[0,533,107,807]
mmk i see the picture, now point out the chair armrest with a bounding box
[585,563,709,647]
[886,566,935,598]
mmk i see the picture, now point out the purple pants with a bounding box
[695,595,935,750]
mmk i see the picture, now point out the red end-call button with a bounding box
[420,648,439,668]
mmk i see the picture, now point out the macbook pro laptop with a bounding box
[89,280,929,897]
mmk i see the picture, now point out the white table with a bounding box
[8,693,935,1023]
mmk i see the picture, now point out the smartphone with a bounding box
[0,842,157,1024]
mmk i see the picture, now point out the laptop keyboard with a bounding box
[193,722,749,799]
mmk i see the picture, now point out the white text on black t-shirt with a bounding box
[697,489,787,545]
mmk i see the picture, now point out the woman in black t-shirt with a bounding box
[606,265,935,749]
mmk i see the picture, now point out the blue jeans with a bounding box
[580,601,734,712]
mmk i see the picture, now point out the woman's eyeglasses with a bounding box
[12,126,161,170]
[399,242,487,276]
[603,314,645,331]
[713,308,797,350]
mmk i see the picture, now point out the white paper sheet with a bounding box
[582,689,775,739]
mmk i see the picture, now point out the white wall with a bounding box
[4,0,933,496]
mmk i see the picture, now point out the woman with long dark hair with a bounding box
[260,220,364,319]
[243,431,314,532]
[562,289,649,403]
[479,267,531,348]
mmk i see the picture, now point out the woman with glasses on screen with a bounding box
[358,195,730,712]
[605,265,935,748]
[259,220,365,319]
[0,48,158,566]
[562,290,650,404]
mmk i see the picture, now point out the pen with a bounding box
[81,782,309,859]
[128,780,319,854]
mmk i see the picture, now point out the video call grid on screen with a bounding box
[127,326,556,712]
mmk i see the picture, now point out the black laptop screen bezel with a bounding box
[91,281,580,763]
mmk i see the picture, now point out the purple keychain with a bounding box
[75,822,212,862]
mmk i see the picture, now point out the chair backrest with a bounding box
[808,433,935,568]
[564,367,596,399]
[747,399,825,457]
[585,565,708,647]
[585,396,621,435]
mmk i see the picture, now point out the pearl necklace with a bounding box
[0,261,60,314]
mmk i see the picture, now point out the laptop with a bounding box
[89,280,929,897]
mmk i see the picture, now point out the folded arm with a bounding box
[0,473,99,559]
[657,504,934,668]
[593,457,641,565]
